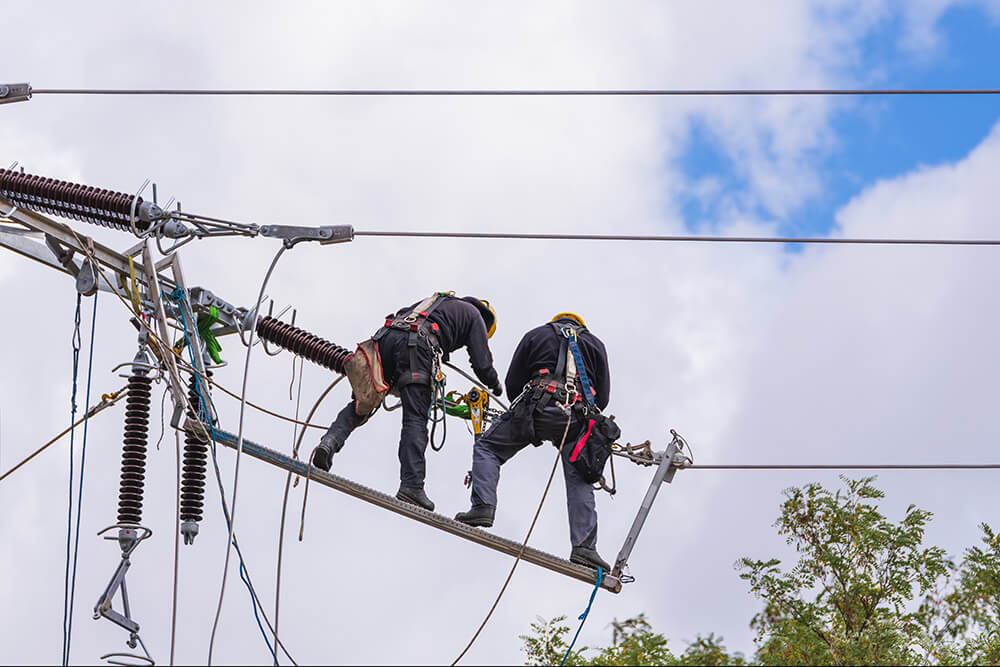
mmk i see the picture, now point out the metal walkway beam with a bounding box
[212,428,622,593]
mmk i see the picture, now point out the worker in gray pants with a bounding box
[455,313,611,571]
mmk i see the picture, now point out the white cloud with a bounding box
[896,0,1000,55]
[0,2,997,665]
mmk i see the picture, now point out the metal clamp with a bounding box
[0,83,31,105]
[260,224,355,247]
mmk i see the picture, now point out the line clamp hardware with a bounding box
[259,224,355,247]
[0,83,31,105]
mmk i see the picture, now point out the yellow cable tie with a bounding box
[127,256,142,315]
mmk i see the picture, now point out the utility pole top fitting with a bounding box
[0,83,31,105]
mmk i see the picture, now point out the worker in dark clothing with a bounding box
[455,313,613,571]
[312,293,502,512]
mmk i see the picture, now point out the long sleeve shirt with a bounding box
[504,319,610,410]
[393,297,500,389]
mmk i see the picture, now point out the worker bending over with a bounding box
[455,313,614,571]
[312,292,502,512]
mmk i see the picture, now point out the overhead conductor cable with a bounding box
[23,86,1000,96]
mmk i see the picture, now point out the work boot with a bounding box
[454,504,496,528]
[396,486,435,512]
[570,546,612,572]
[310,444,334,472]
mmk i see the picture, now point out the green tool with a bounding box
[445,391,471,419]
[190,305,223,364]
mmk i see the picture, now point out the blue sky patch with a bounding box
[677,4,1000,241]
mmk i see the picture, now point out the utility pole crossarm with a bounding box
[0,198,253,335]
[209,427,623,593]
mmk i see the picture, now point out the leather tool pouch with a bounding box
[344,338,390,417]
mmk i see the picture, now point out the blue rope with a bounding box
[65,291,98,664]
[239,561,276,658]
[61,294,82,666]
[169,287,279,665]
[560,567,603,666]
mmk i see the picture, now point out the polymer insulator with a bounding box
[180,373,210,526]
[0,168,147,232]
[256,316,352,374]
[117,371,152,526]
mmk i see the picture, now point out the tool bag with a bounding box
[344,338,390,417]
[557,323,620,484]
[568,406,620,484]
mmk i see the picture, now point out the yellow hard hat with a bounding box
[551,312,586,328]
[463,297,497,338]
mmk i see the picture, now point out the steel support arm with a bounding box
[209,427,622,593]
[611,438,683,579]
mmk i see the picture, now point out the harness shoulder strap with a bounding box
[549,321,597,409]
[554,335,569,380]
[374,292,453,341]
[548,321,583,381]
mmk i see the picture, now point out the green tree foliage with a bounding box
[521,477,998,666]
[737,476,951,665]
[919,523,1000,665]
[519,614,744,666]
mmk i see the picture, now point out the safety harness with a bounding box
[522,320,619,489]
[525,321,595,409]
[373,291,453,389]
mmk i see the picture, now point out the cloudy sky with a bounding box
[2,1,1000,664]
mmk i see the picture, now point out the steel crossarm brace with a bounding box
[209,427,622,593]
[0,225,76,275]
[611,439,682,579]
[0,198,164,287]
[140,241,190,427]
[1,200,253,338]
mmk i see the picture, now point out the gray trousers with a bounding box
[321,383,432,488]
[469,401,598,550]
[320,329,434,489]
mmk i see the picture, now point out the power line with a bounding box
[0,387,125,484]
[355,230,1000,246]
[27,87,1000,97]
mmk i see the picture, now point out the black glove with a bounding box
[491,383,503,398]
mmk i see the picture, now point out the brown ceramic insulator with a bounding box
[0,168,147,232]
[117,372,152,526]
[255,316,352,374]
[180,373,209,525]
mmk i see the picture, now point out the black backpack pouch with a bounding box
[566,405,621,484]
[504,394,539,445]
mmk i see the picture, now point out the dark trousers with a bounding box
[321,329,434,489]
[469,400,598,550]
